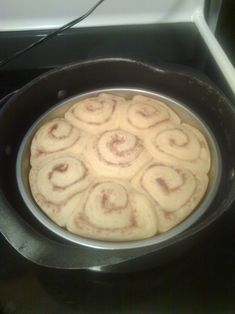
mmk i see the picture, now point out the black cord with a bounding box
[0,0,105,69]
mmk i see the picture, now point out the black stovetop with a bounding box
[0,1,235,312]
[0,209,235,313]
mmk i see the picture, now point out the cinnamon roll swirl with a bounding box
[65,93,125,134]
[120,95,180,137]
[67,179,158,241]
[30,118,89,166]
[132,163,208,232]
[27,91,213,242]
[85,128,151,178]
[145,122,211,174]
[29,156,94,226]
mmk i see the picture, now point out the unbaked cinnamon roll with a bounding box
[27,91,213,242]
[67,179,158,241]
[145,122,211,174]
[65,93,125,134]
[120,95,180,137]
[30,118,89,166]
[29,156,94,226]
[85,128,151,178]
[132,163,208,232]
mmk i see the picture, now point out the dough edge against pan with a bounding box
[27,92,210,241]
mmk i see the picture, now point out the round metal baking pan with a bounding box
[16,88,222,250]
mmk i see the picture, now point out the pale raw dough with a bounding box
[144,121,211,175]
[84,128,152,179]
[132,162,208,232]
[30,118,90,166]
[120,94,180,138]
[28,92,211,241]
[67,179,158,241]
[65,93,125,134]
[29,156,94,226]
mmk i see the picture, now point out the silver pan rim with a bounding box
[16,87,222,250]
